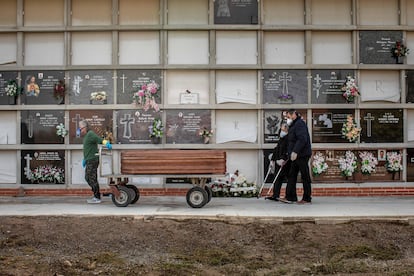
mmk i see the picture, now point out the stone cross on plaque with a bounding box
[24,154,32,179]
[25,115,36,138]
[120,113,135,139]
[364,113,375,137]
[120,74,127,93]
[279,72,292,97]
[313,74,322,99]
[71,114,84,137]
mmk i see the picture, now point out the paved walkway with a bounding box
[1,195,414,224]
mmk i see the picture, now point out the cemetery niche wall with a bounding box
[21,150,65,184]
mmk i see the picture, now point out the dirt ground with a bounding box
[1,217,414,276]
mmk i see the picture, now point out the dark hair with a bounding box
[288,109,298,116]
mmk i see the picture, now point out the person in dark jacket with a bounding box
[281,109,312,204]
[266,123,291,201]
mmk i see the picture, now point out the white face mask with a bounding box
[280,130,288,138]
[286,118,293,126]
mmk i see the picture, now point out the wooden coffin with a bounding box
[121,150,226,175]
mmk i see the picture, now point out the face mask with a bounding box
[280,130,288,138]
[286,118,293,126]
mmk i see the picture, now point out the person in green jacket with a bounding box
[79,120,112,204]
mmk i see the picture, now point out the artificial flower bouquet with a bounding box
[341,76,359,102]
[53,80,65,100]
[341,115,361,143]
[133,81,160,112]
[90,91,106,102]
[149,118,163,138]
[198,127,214,138]
[338,150,358,177]
[209,170,258,197]
[391,41,409,58]
[311,152,329,176]
[385,151,403,172]
[5,80,23,97]
[30,165,65,183]
[359,151,378,175]
[56,123,68,138]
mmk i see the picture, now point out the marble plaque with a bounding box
[407,148,414,182]
[21,110,65,144]
[360,109,403,143]
[116,69,162,105]
[311,149,399,182]
[406,70,414,103]
[116,110,160,144]
[359,31,403,64]
[312,109,355,143]
[21,150,65,184]
[311,70,354,104]
[264,110,284,143]
[0,71,18,105]
[21,71,65,105]
[69,70,114,105]
[166,110,211,144]
[69,110,113,144]
[214,0,258,24]
[262,70,308,104]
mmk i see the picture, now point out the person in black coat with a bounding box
[266,123,291,201]
[282,109,312,204]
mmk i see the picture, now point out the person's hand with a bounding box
[290,152,298,161]
[102,139,112,150]
[269,161,275,173]
[276,159,284,166]
[82,159,86,168]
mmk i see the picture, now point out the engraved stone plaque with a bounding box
[359,31,403,64]
[69,70,114,105]
[116,109,160,144]
[0,71,19,105]
[21,150,65,184]
[262,70,308,104]
[214,0,258,24]
[166,110,211,144]
[406,70,414,103]
[360,109,403,143]
[69,110,113,144]
[312,109,355,143]
[21,110,65,144]
[21,71,65,105]
[311,70,354,104]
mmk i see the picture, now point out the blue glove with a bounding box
[106,141,112,150]
[82,159,86,168]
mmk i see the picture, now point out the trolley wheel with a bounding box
[204,186,213,203]
[186,186,208,208]
[126,184,140,204]
[111,186,133,207]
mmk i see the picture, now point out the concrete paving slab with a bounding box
[1,196,414,224]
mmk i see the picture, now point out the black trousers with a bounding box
[285,156,312,202]
[85,159,100,199]
[271,162,291,198]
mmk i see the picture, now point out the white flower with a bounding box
[386,152,403,172]
[312,152,329,176]
[56,123,68,138]
[338,151,357,177]
[359,151,378,175]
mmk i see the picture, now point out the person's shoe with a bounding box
[265,196,278,201]
[87,197,101,204]
[297,200,311,204]
[278,197,293,204]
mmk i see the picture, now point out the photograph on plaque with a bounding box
[360,109,403,143]
[165,110,211,144]
[69,70,114,105]
[406,70,414,103]
[20,71,65,105]
[264,110,285,144]
[359,31,403,64]
[312,149,401,182]
[69,110,113,144]
[312,109,355,143]
[21,110,65,144]
[21,150,65,184]
[311,70,354,104]
[262,70,308,104]
[0,71,19,105]
[116,109,160,144]
[116,69,162,105]
[214,0,258,24]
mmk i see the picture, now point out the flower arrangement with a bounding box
[338,150,358,177]
[29,165,65,183]
[208,170,258,197]
[149,118,163,138]
[391,41,409,58]
[341,76,359,102]
[198,127,213,138]
[133,81,160,112]
[5,80,23,97]
[311,152,329,176]
[53,80,65,100]
[341,115,361,143]
[278,94,293,101]
[359,151,378,175]
[385,152,403,172]
[56,123,68,138]
[90,91,106,102]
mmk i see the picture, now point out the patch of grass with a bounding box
[93,251,126,266]
[176,247,245,267]
[155,261,196,275]
[311,260,369,274]
[333,244,401,261]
